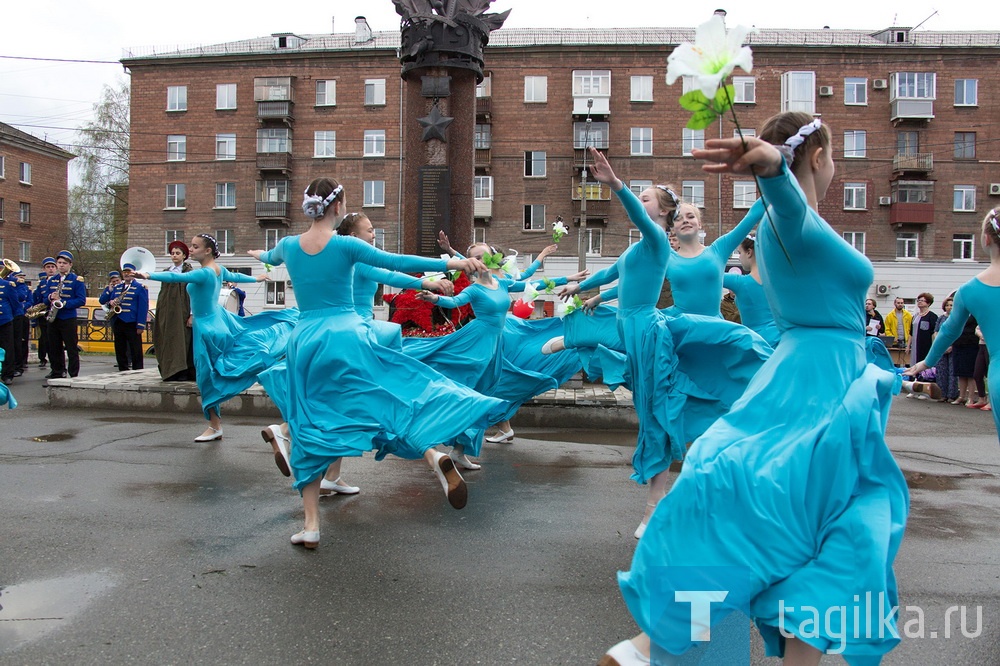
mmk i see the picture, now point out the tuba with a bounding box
[119,247,157,277]
[0,258,20,280]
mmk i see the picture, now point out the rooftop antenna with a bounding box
[911,10,939,31]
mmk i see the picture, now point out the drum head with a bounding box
[218,288,240,313]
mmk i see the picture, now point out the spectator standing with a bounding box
[932,296,959,402]
[971,325,991,410]
[884,297,912,365]
[865,298,885,337]
[908,292,938,366]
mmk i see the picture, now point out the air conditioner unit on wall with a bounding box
[879,196,892,206]
[989,183,1000,196]
[818,86,833,96]
[873,79,888,89]
[876,283,891,296]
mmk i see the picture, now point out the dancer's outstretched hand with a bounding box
[437,231,456,256]
[587,147,621,189]
[582,294,602,314]
[566,269,590,282]
[416,290,439,304]
[449,257,487,276]
[248,250,264,261]
[693,137,782,178]
[557,283,581,301]
[537,244,559,261]
[255,273,271,282]
[423,278,455,296]
[903,361,927,378]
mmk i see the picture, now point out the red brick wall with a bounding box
[0,141,70,271]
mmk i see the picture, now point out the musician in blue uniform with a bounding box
[45,250,88,379]
[99,263,149,372]
[12,272,32,375]
[226,282,247,316]
[33,258,57,369]
[0,275,18,386]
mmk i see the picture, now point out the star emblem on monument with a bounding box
[417,104,454,142]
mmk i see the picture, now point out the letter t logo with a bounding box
[675,590,729,641]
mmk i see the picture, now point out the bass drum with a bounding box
[218,288,240,314]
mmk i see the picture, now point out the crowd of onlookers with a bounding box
[866,295,990,410]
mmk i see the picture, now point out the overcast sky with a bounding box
[1,0,984,171]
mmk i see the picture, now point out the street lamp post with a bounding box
[578,98,593,273]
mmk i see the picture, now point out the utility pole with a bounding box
[578,98,593,273]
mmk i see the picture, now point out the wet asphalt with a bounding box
[1,356,999,664]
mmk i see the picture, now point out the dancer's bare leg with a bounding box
[783,637,822,666]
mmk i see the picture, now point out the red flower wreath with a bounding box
[383,272,475,337]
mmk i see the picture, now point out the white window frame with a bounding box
[215,133,236,160]
[781,71,816,114]
[584,227,603,256]
[364,79,386,106]
[18,241,30,263]
[628,229,643,245]
[896,232,919,260]
[954,79,978,106]
[373,229,386,251]
[953,185,976,212]
[844,183,867,210]
[844,130,867,158]
[954,132,976,160]
[19,201,30,224]
[733,76,756,103]
[316,80,336,106]
[313,131,336,158]
[18,162,30,184]
[215,182,236,209]
[167,85,187,111]
[215,229,235,256]
[264,228,286,251]
[363,130,386,157]
[0,198,4,221]
[573,122,609,149]
[631,128,653,156]
[216,83,237,110]
[524,151,546,178]
[0,155,5,179]
[363,180,385,207]
[573,70,611,96]
[167,135,186,161]
[523,204,545,231]
[843,231,866,254]
[629,180,652,196]
[524,76,547,103]
[257,128,290,154]
[682,180,705,208]
[474,176,493,200]
[476,76,492,98]
[682,128,704,156]
[164,230,184,254]
[630,75,653,102]
[733,129,756,140]
[893,72,936,100]
[165,184,186,209]
[953,234,975,261]
[265,280,286,306]
[474,124,491,149]
[733,181,757,209]
[844,77,867,105]
[473,227,487,244]
[258,180,289,203]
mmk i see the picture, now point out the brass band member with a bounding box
[44,250,88,380]
[99,263,149,372]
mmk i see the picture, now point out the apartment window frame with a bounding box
[214,229,235,256]
[954,79,978,106]
[215,133,236,160]
[844,77,867,105]
[573,122,609,149]
[524,151,547,178]
[631,128,653,156]
[628,229,643,245]
[18,241,30,263]
[781,71,816,113]
[843,231,866,254]
[315,80,337,107]
[733,129,756,140]
[165,184,186,209]
[844,182,867,210]
[164,230,184,254]
[364,79,386,106]
[892,72,935,100]
[253,77,292,102]
[844,130,867,158]
[363,130,386,157]
[629,180,653,196]
[313,131,337,158]
[523,204,545,231]
[954,132,976,160]
[733,76,756,103]
[167,135,187,161]
[363,180,385,207]
[216,83,237,110]
[0,197,4,220]
[264,228,286,251]
[682,128,704,156]
[0,155,5,179]
[18,162,31,185]
[257,128,290,154]
[18,201,30,224]
[476,75,492,98]
[953,234,975,261]
[584,227,603,257]
[373,228,386,251]
[474,124,492,149]
[953,185,976,212]
[682,180,705,208]
[474,175,493,200]
[167,85,187,112]
[473,227,487,244]
[896,232,919,260]
[524,76,548,103]
[630,75,653,102]
[733,181,757,209]
[258,179,289,203]
[214,182,236,209]
[573,70,611,96]
[265,280,286,306]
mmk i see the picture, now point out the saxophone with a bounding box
[46,275,66,323]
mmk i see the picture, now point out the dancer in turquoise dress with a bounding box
[250,177,506,548]
[602,114,908,666]
[723,234,781,347]
[908,208,1000,440]
[139,234,295,442]
[0,349,16,409]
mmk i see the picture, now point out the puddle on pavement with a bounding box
[29,432,76,443]
[904,470,992,491]
[516,429,638,446]
[122,481,203,498]
[0,572,115,654]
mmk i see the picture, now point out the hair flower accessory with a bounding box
[482,251,504,270]
[552,220,569,243]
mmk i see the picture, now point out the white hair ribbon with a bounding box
[776,118,822,165]
[302,184,343,219]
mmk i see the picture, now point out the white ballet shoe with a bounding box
[485,428,514,443]
[194,426,223,442]
[634,503,657,540]
[449,449,482,471]
[598,640,650,666]
[290,530,320,549]
[431,451,467,509]
[320,477,360,495]
[541,336,564,355]
[261,425,291,477]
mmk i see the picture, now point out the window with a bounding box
[953,234,975,260]
[18,162,30,184]
[630,180,652,196]
[257,128,290,153]
[314,131,336,158]
[682,181,705,208]
[316,80,336,106]
[264,228,286,251]
[216,83,237,110]
[781,71,816,113]
[954,132,976,160]
[573,122,609,149]
[733,129,756,140]
[524,76,547,103]
[474,176,493,200]
[372,228,386,251]
[733,77,756,103]
[473,227,487,244]
[363,180,385,207]
[265,281,286,305]
[258,180,288,202]
[19,241,30,262]
[733,181,757,208]
[165,184,186,209]
[631,128,653,156]
[363,130,386,157]
[844,78,867,105]
[897,131,919,155]
[167,86,187,111]
[893,73,935,99]
[584,227,602,256]
[574,180,609,201]
[574,70,611,96]
[167,135,186,161]
[0,155,5,179]
[628,229,643,245]
[953,185,976,212]
[364,79,386,106]
[844,183,867,210]
[681,76,696,95]
[254,77,291,101]
[0,197,4,220]
[631,75,653,102]
[682,128,704,156]
[19,201,30,223]
[896,232,918,259]
[954,79,978,106]
[476,75,492,98]
[524,151,546,177]
[215,133,236,160]
[164,230,183,253]
[844,130,867,158]
[214,229,235,255]
[474,124,491,149]
[894,181,933,204]
[215,182,236,208]
[843,232,866,254]
[523,204,545,231]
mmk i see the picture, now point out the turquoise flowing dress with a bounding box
[146,266,297,420]
[0,349,16,409]
[723,272,781,347]
[257,236,507,491]
[924,277,1000,439]
[618,162,908,662]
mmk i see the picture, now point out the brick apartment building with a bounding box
[122,20,1000,311]
[0,122,75,277]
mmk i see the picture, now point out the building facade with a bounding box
[122,22,1000,311]
[0,122,75,276]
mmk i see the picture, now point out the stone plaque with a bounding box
[418,166,451,255]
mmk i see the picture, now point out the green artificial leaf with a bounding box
[686,110,719,130]
[482,251,504,270]
[543,278,557,294]
[679,89,713,112]
[714,85,735,114]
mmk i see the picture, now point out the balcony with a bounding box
[257,100,294,124]
[890,99,934,122]
[893,153,933,173]
[474,199,492,218]
[572,199,611,219]
[573,148,608,166]
[255,201,290,224]
[476,97,492,118]
[474,148,491,168]
[889,202,934,225]
[257,152,292,173]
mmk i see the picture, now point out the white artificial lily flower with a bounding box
[666,15,753,98]
[522,283,541,302]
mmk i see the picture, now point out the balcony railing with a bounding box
[257,100,294,122]
[255,201,290,222]
[474,199,492,218]
[476,97,492,117]
[893,153,933,172]
[573,199,611,218]
[889,202,934,225]
[474,148,491,167]
[891,99,934,121]
[257,152,292,172]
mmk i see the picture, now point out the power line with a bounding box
[0,54,121,65]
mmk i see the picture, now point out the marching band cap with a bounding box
[37,272,46,278]
[56,250,74,262]
[108,270,121,278]
[167,240,190,257]
[42,257,56,267]
[122,263,136,272]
